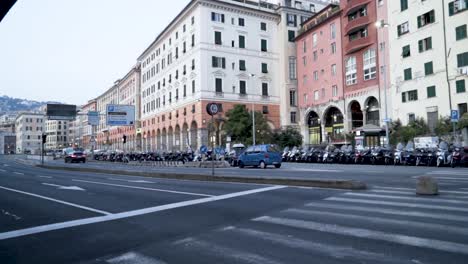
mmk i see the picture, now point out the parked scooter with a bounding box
[394,143,405,165]
[451,143,464,168]
[437,141,452,167]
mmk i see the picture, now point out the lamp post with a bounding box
[249,74,257,145]
[375,20,390,147]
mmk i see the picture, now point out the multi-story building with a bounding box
[15,113,45,154]
[388,0,468,132]
[96,83,119,150]
[79,99,97,150]
[0,132,15,154]
[45,120,70,150]
[138,0,284,151]
[0,114,17,125]
[276,0,331,129]
[296,3,344,145]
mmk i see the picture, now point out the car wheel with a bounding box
[260,161,266,169]
[238,161,245,168]
[274,164,281,169]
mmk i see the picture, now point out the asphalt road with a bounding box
[1,156,468,263]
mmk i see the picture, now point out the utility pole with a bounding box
[376,20,390,147]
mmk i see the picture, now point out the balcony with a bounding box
[344,0,371,15]
[345,15,370,35]
[345,36,373,54]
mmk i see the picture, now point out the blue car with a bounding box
[238,144,282,169]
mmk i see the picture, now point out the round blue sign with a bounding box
[200,145,208,153]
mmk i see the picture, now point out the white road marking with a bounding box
[229,227,409,264]
[374,186,468,195]
[344,192,468,205]
[13,172,24,175]
[253,216,468,255]
[72,179,213,197]
[0,185,110,215]
[326,197,468,212]
[173,238,284,264]
[288,168,343,173]
[287,208,468,236]
[305,202,468,222]
[0,169,6,172]
[106,252,167,264]
[427,171,468,176]
[0,185,285,240]
[38,176,53,179]
[3,164,9,167]
[42,183,85,191]
[108,178,154,184]
[1,209,22,221]
[412,176,468,182]
[368,189,468,199]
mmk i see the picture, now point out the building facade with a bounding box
[79,99,97,150]
[0,132,15,154]
[45,120,70,150]
[388,0,468,132]
[15,113,45,154]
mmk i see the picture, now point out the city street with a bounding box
[1,156,468,263]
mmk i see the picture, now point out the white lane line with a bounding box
[305,202,468,222]
[288,168,343,173]
[229,227,410,264]
[427,171,468,176]
[107,252,167,264]
[253,216,468,255]
[326,197,468,212]
[38,176,53,179]
[374,186,468,195]
[72,179,214,197]
[108,178,154,184]
[368,189,468,199]
[0,185,110,215]
[173,237,284,264]
[0,185,286,240]
[287,208,468,236]
[0,169,6,172]
[343,192,468,205]
[412,176,468,181]
[13,172,24,175]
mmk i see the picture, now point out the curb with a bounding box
[36,165,367,190]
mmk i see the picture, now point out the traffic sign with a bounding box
[106,105,135,126]
[200,145,208,153]
[206,103,219,116]
[451,110,459,122]
[88,111,100,126]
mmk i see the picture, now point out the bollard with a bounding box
[416,176,439,195]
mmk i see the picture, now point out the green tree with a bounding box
[458,113,468,129]
[390,118,429,145]
[224,104,273,145]
[273,126,303,148]
[434,116,452,136]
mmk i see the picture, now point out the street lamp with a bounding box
[249,73,257,145]
[375,20,390,147]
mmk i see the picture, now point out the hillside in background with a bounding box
[0,95,61,115]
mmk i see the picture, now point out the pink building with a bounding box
[296,4,344,145]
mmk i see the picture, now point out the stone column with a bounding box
[197,128,208,149]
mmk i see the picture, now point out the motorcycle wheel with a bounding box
[451,160,456,168]
[436,159,441,167]
[416,158,420,167]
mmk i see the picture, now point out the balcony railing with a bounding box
[345,36,373,54]
[344,15,370,35]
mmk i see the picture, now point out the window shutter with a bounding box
[222,58,226,69]
[402,92,406,103]
[397,25,402,36]
[429,10,435,23]
[427,37,432,50]
[417,16,422,28]
[211,12,215,21]
[221,14,225,23]
[418,40,423,52]
[212,57,216,67]
[425,62,433,75]
[449,2,455,16]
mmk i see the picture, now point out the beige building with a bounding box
[45,120,70,150]
[15,113,45,154]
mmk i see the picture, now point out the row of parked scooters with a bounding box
[282,141,468,168]
[92,150,202,163]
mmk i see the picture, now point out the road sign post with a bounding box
[206,103,219,177]
[451,110,459,141]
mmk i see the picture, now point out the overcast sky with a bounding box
[0,0,193,105]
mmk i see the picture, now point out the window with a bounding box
[427,86,436,98]
[312,33,317,47]
[331,64,337,76]
[238,18,245,27]
[183,85,187,97]
[314,90,319,101]
[290,112,297,124]
[239,80,246,95]
[288,30,295,42]
[402,90,418,102]
[402,45,411,58]
[215,78,223,93]
[239,35,245,48]
[191,34,195,47]
[345,56,357,85]
[287,14,297,27]
[417,10,435,28]
[456,79,466,93]
[404,68,412,80]
[332,85,338,97]
[458,52,468,67]
[408,113,416,123]
[303,56,307,66]
[418,37,432,52]
[313,71,318,80]
[401,0,408,11]
[262,83,268,96]
[459,103,468,116]
[192,59,195,70]
[260,22,267,31]
[363,48,376,80]
[192,16,195,25]
[303,40,307,53]
[214,31,222,45]
[349,27,368,41]
[239,60,246,71]
[289,57,297,80]
[331,42,336,54]
[212,56,226,68]
[211,12,225,23]
[313,51,317,61]
[449,0,468,16]
[456,25,467,40]
[192,80,196,93]
[424,61,434,75]
[330,23,336,39]
[261,39,267,52]
[290,90,296,106]
[397,22,410,36]
[261,63,268,73]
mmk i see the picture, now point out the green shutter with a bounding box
[425,62,434,75]
[397,25,402,36]
[427,86,436,98]
[400,0,408,11]
[404,68,412,80]
[456,25,467,40]
[458,52,468,67]
[222,58,226,69]
[456,80,466,93]
[449,2,455,16]
[239,36,245,48]
[427,37,432,49]
[418,40,423,52]
[402,92,406,103]
[402,45,411,57]
[429,10,435,23]
[212,57,217,67]
[262,63,268,73]
[417,16,422,28]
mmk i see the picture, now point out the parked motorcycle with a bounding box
[393,143,405,166]
[436,141,452,167]
[450,143,464,168]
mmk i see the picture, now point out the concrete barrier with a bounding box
[36,164,367,190]
[416,176,439,195]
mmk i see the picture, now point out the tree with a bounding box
[434,116,452,137]
[273,126,303,148]
[224,104,273,145]
[390,118,430,145]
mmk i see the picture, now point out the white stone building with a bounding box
[15,113,45,154]
[388,0,468,131]
[45,120,70,150]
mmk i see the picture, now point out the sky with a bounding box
[0,0,193,105]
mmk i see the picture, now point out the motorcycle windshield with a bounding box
[439,141,448,150]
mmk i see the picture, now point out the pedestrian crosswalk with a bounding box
[102,186,468,264]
